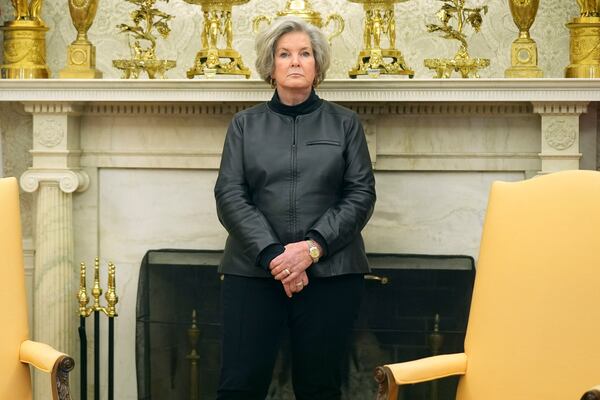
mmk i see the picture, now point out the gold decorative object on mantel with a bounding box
[112,0,176,79]
[184,0,251,79]
[505,0,543,78]
[565,0,600,78]
[423,0,489,79]
[0,0,50,79]
[252,0,344,44]
[347,0,414,79]
[59,0,103,78]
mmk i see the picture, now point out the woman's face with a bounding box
[272,31,316,93]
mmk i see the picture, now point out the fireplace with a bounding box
[135,250,474,400]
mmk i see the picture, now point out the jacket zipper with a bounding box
[290,117,298,241]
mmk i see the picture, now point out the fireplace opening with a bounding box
[136,250,474,400]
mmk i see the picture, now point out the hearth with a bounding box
[136,250,474,400]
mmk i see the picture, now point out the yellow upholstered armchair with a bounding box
[0,177,74,400]
[374,170,600,400]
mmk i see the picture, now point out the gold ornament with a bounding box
[0,0,50,79]
[423,0,489,78]
[183,0,251,79]
[59,0,103,78]
[252,0,344,45]
[505,0,543,78]
[347,0,414,79]
[565,0,600,78]
[112,0,176,79]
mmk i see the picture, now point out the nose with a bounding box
[290,53,300,66]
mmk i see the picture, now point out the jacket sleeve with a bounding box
[308,114,376,256]
[214,116,281,265]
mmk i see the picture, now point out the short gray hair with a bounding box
[255,16,331,86]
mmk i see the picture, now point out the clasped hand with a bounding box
[269,241,312,298]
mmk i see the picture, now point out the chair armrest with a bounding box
[374,353,467,400]
[582,386,600,400]
[20,340,75,400]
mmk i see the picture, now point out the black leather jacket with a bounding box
[214,99,376,278]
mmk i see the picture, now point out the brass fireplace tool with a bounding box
[187,309,201,400]
[78,257,119,400]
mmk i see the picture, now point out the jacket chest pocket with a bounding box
[306,139,341,146]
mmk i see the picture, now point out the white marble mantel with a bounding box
[1,78,598,400]
[2,78,600,102]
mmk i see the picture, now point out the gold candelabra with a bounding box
[505,0,543,78]
[183,0,251,79]
[423,0,489,78]
[348,0,414,78]
[59,0,103,78]
[112,0,176,79]
[0,0,50,78]
[253,0,344,45]
[565,0,600,78]
[78,257,119,318]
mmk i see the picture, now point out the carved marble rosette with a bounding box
[113,0,176,79]
[0,1,50,79]
[565,1,600,78]
[505,0,543,78]
[423,0,489,79]
[253,0,344,45]
[348,0,414,78]
[184,0,251,79]
[59,0,103,78]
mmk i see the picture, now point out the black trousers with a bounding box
[216,273,364,400]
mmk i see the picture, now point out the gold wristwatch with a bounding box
[306,239,321,264]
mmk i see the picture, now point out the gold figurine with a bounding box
[348,0,414,79]
[505,0,543,78]
[253,0,344,45]
[0,0,50,78]
[59,0,103,78]
[423,0,489,78]
[112,0,176,79]
[184,0,251,79]
[565,0,600,78]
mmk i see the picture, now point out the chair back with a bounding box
[0,177,33,399]
[457,170,600,400]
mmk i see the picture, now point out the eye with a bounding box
[302,51,312,57]
[278,51,289,58]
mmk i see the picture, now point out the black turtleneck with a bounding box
[267,88,323,118]
[257,88,329,272]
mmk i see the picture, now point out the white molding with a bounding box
[20,169,90,193]
[1,79,600,103]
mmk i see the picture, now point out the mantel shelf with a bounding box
[1,78,600,103]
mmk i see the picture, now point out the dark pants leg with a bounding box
[216,275,286,400]
[289,274,364,400]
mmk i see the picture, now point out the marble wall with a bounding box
[0,0,579,79]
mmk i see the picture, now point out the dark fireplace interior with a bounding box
[136,250,475,400]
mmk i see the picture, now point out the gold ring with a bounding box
[284,268,290,276]
[296,281,303,287]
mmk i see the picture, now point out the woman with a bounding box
[214,16,376,400]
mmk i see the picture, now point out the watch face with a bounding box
[310,247,320,258]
